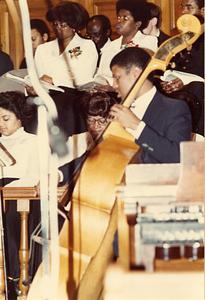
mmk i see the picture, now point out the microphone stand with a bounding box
[0,167,8,300]
[18,1,68,299]
[0,145,16,300]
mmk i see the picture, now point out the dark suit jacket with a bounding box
[158,30,170,47]
[169,33,204,135]
[136,91,192,163]
[0,50,13,76]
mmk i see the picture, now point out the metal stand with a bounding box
[0,168,8,300]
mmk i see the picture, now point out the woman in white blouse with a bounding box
[0,91,40,296]
[35,1,98,88]
[0,92,39,187]
[0,90,91,295]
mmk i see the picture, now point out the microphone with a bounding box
[48,119,68,157]
[27,97,68,157]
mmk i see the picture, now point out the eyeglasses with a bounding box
[180,3,198,12]
[87,116,107,126]
[117,15,132,23]
[117,16,129,22]
[53,21,69,29]
[86,33,102,41]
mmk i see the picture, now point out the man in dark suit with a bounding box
[0,50,13,76]
[109,47,192,163]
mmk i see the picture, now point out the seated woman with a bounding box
[79,90,119,140]
[20,18,50,69]
[0,91,91,296]
[0,91,39,187]
[0,91,40,297]
[34,1,98,88]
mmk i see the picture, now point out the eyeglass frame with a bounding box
[87,115,108,126]
[53,21,70,29]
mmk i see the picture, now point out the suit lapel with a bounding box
[142,91,162,126]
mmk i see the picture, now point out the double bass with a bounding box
[27,15,201,300]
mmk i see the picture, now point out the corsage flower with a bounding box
[121,41,139,49]
[68,46,82,58]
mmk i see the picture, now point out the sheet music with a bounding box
[160,70,204,84]
[5,71,65,93]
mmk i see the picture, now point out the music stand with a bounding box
[0,142,16,300]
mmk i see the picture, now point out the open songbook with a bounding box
[160,70,204,84]
[0,143,15,167]
[5,70,65,93]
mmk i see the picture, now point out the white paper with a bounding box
[5,71,65,93]
[160,69,204,85]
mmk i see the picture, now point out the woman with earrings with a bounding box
[34,1,98,88]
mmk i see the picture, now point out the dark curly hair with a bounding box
[0,91,36,129]
[80,91,119,118]
[31,19,50,40]
[116,0,148,27]
[46,1,89,31]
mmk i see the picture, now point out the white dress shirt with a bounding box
[100,38,112,55]
[35,33,98,88]
[127,86,157,139]
[95,31,158,85]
